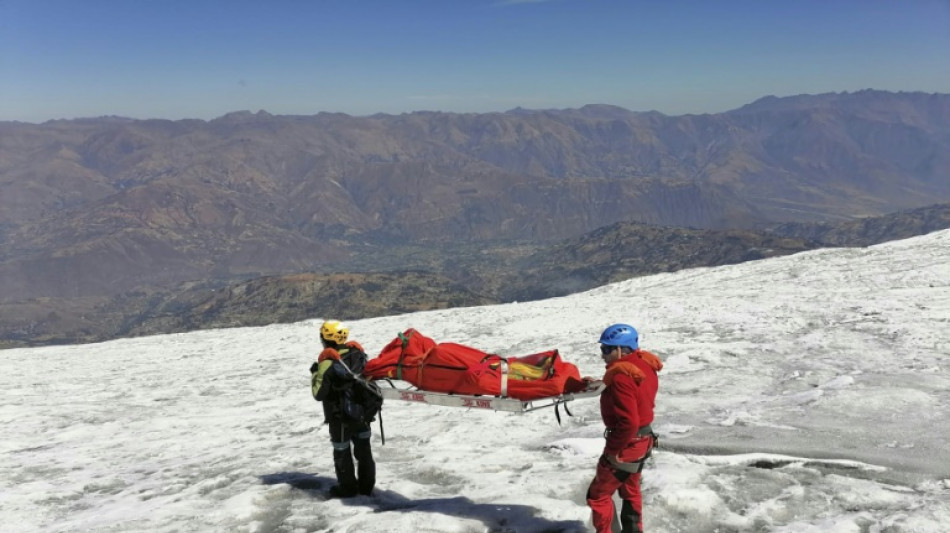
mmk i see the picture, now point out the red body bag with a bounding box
[363,329,587,400]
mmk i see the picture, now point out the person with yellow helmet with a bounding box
[310,320,377,498]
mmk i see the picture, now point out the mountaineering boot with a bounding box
[331,447,358,498]
[353,436,376,496]
[619,499,642,533]
[328,484,358,498]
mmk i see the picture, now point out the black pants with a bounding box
[329,418,375,496]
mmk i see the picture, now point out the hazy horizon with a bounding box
[3,89,947,126]
[2,0,948,123]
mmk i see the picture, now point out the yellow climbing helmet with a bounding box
[320,320,349,344]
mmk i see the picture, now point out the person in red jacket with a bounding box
[587,323,663,533]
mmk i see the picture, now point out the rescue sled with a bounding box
[363,328,605,419]
[376,377,606,416]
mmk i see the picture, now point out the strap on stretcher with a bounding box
[377,379,606,418]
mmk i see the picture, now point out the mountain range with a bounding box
[1,90,948,347]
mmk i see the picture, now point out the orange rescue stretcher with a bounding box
[363,329,606,419]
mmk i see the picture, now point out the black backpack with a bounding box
[342,378,384,425]
[337,345,384,425]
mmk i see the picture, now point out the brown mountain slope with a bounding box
[3,202,950,348]
[2,91,950,348]
[0,271,496,348]
[2,91,949,307]
[125,271,496,337]
[503,224,816,301]
[768,203,950,246]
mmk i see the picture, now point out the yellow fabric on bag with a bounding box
[509,361,546,380]
[489,356,554,381]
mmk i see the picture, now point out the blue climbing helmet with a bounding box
[599,323,639,350]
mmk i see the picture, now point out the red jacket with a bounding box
[599,349,663,458]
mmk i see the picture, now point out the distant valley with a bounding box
[1,90,948,347]
[2,202,948,348]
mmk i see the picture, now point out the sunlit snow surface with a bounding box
[3,230,950,532]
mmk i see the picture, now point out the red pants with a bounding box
[587,456,643,533]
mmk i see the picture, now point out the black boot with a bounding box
[353,436,376,496]
[619,498,642,533]
[331,447,358,498]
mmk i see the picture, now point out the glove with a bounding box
[309,362,319,373]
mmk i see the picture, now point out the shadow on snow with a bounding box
[260,471,587,533]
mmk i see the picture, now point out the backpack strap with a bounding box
[396,329,416,381]
[335,355,356,378]
[335,357,383,400]
[336,357,387,446]
[395,331,412,381]
[337,343,367,375]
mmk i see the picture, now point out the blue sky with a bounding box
[1,0,949,122]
